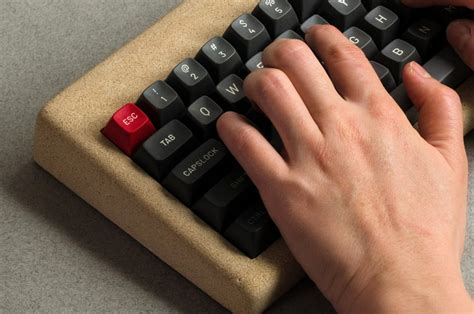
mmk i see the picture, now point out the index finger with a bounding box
[402,0,474,9]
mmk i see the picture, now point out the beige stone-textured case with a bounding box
[33,1,474,313]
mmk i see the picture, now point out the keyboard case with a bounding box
[33,0,474,312]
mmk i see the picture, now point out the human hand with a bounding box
[217,25,472,312]
[402,0,474,69]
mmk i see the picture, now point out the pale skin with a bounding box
[217,0,474,312]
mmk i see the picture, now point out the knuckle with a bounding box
[327,41,365,65]
[265,39,308,65]
[436,86,461,104]
[252,68,289,95]
[307,24,338,38]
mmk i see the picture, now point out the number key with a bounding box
[166,58,215,105]
[223,13,271,61]
[195,37,244,82]
[252,0,300,38]
[136,81,185,128]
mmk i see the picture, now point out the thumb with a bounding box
[447,19,474,70]
[403,62,465,164]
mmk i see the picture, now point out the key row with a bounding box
[102,103,280,258]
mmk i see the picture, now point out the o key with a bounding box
[102,103,156,156]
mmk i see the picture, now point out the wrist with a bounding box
[338,265,472,313]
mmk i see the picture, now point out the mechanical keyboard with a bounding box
[33,0,474,312]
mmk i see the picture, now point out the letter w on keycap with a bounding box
[225,83,240,95]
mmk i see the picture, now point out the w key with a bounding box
[216,74,251,113]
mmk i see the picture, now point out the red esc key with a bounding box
[102,103,156,156]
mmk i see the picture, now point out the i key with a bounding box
[344,26,378,58]
[374,38,421,83]
[288,0,323,22]
[166,58,215,105]
[136,80,185,128]
[163,139,230,206]
[102,103,156,157]
[193,168,256,232]
[320,0,367,31]
[133,120,198,181]
[223,13,272,61]
[186,96,223,139]
[216,74,251,113]
[224,201,280,258]
[359,6,400,48]
[195,37,244,83]
[252,0,300,38]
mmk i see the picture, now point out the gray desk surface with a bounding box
[1,1,472,312]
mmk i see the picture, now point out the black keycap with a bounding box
[289,0,323,22]
[277,29,304,40]
[216,74,251,113]
[320,0,367,31]
[193,168,256,232]
[361,0,383,10]
[136,81,186,128]
[374,39,421,83]
[252,0,300,38]
[163,139,230,206]
[224,201,280,258]
[166,58,215,105]
[359,6,399,49]
[223,13,272,61]
[370,61,396,91]
[187,96,223,139]
[390,46,473,112]
[133,120,198,181]
[381,0,415,26]
[431,5,473,26]
[401,19,443,60]
[300,14,329,33]
[243,52,265,76]
[344,26,378,58]
[195,37,244,83]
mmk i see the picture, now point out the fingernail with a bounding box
[410,62,431,79]
[447,20,471,51]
